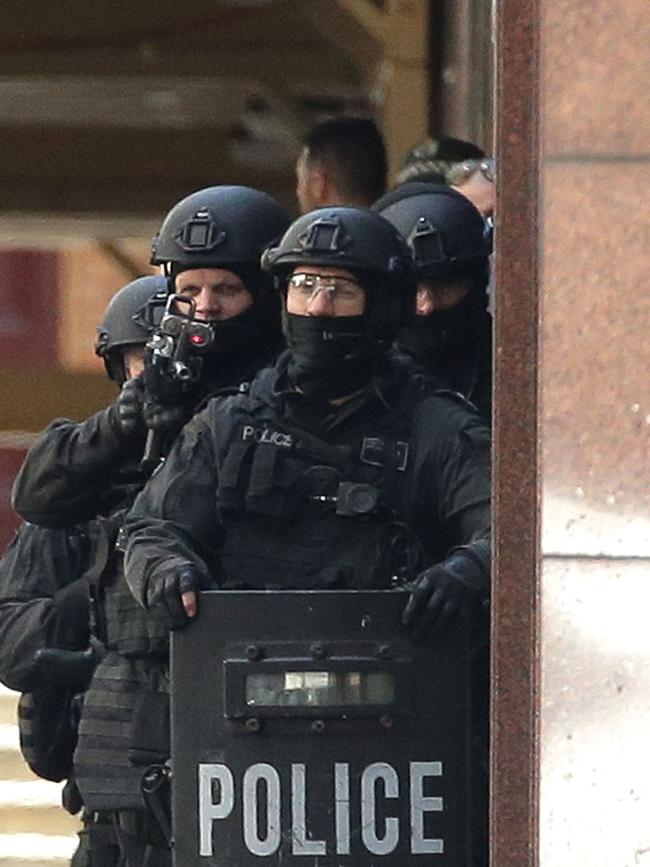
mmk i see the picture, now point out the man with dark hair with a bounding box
[295,117,387,212]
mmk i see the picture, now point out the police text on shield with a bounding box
[198,760,444,857]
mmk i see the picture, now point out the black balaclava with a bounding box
[282,268,389,400]
[284,313,378,400]
[397,257,490,365]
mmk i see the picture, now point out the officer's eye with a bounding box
[335,285,363,302]
[215,283,246,298]
[289,274,317,293]
[287,273,364,307]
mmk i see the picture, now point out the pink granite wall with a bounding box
[539,0,650,863]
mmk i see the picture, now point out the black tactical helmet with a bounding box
[373,182,491,283]
[151,185,291,288]
[262,206,415,343]
[95,275,168,384]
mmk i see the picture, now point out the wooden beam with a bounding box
[382,0,431,179]
[336,0,388,44]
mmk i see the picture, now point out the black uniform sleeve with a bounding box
[0,523,90,692]
[408,393,492,596]
[124,409,221,608]
[11,407,141,527]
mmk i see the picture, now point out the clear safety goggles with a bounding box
[287,272,365,308]
[446,158,496,186]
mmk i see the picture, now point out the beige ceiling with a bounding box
[0,0,384,221]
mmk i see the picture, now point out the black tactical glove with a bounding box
[142,363,190,403]
[142,365,193,437]
[110,376,147,438]
[142,396,191,437]
[402,552,485,641]
[145,565,202,631]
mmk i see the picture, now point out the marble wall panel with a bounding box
[543,0,650,156]
[540,557,650,866]
[540,161,650,556]
[497,0,650,863]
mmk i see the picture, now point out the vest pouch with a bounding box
[129,688,170,766]
[219,509,396,591]
[74,654,169,811]
[104,570,171,657]
[218,449,307,520]
[18,687,80,782]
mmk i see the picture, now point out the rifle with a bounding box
[140,294,213,471]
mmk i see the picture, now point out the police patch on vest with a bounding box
[241,425,293,448]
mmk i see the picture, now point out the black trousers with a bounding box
[71,810,171,867]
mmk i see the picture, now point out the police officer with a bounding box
[0,275,167,866]
[123,204,490,651]
[12,188,289,527]
[7,187,289,866]
[374,187,492,859]
[394,135,487,186]
[121,208,491,867]
[144,185,289,419]
[373,183,493,420]
[11,276,167,528]
[69,187,290,866]
[0,275,166,697]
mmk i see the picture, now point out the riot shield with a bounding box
[171,590,476,866]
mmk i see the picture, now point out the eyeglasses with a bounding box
[446,158,496,186]
[287,273,365,309]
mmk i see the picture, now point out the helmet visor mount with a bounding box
[408,218,447,273]
[175,208,227,254]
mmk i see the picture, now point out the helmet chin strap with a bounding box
[104,350,128,387]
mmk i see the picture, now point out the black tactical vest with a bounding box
[74,651,170,811]
[215,373,427,592]
[86,514,170,658]
[75,524,172,810]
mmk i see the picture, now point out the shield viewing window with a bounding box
[245,670,396,708]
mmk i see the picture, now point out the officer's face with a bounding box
[451,172,495,218]
[123,346,146,379]
[287,266,366,318]
[416,279,470,316]
[174,268,253,321]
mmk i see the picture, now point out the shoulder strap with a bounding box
[83,512,125,590]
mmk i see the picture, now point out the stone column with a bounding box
[494,0,650,864]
